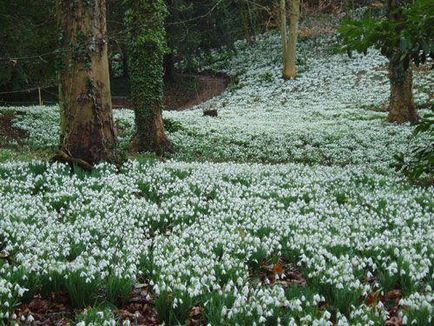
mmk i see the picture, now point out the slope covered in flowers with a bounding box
[0,32,433,325]
[3,33,433,166]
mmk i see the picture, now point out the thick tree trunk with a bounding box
[130,104,171,154]
[127,0,171,154]
[287,0,300,79]
[280,0,290,79]
[384,0,418,124]
[58,0,116,165]
[387,60,418,123]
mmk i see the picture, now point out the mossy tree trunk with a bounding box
[58,0,116,165]
[126,0,171,154]
[387,57,418,123]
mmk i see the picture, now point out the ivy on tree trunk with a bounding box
[126,0,171,154]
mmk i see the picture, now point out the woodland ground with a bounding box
[0,21,433,326]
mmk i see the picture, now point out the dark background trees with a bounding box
[0,0,375,98]
[0,0,268,103]
[0,0,57,101]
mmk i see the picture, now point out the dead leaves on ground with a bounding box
[10,262,407,326]
[13,284,159,326]
[0,251,11,262]
[365,288,403,326]
[254,258,307,288]
[116,283,159,326]
[384,289,403,326]
[188,305,205,326]
[14,292,73,326]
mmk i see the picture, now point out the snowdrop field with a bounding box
[0,32,433,325]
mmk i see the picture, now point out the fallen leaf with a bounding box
[385,316,402,326]
[0,252,10,260]
[385,289,402,302]
[189,306,202,317]
[273,262,284,274]
[366,292,379,306]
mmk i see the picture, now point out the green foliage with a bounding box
[163,118,184,133]
[105,276,134,305]
[124,0,168,148]
[339,0,434,65]
[64,271,100,308]
[393,107,434,180]
[166,0,247,72]
[403,306,432,326]
[155,290,194,325]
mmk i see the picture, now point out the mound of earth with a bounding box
[0,112,26,146]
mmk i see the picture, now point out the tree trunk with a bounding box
[130,103,171,154]
[287,0,300,79]
[127,0,171,154]
[387,59,418,123]
[384,0,418,124]
[280,0,291,79]
[58,0,116,165]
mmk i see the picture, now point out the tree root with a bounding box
[51,149,94,172]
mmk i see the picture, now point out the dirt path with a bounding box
[112,73,229,111]
[172,74,229,110]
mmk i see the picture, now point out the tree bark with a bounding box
[130,103,171,154]
[58,0,116,165]
[280,0,290,79]
[384,0,418,124]
[387,59,418,123]
[127,0,171,154]
[287,0,300,79]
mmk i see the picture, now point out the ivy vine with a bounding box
[125,0,168,119]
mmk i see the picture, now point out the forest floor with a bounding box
[164,73,230,111]
[0,20,434,326]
